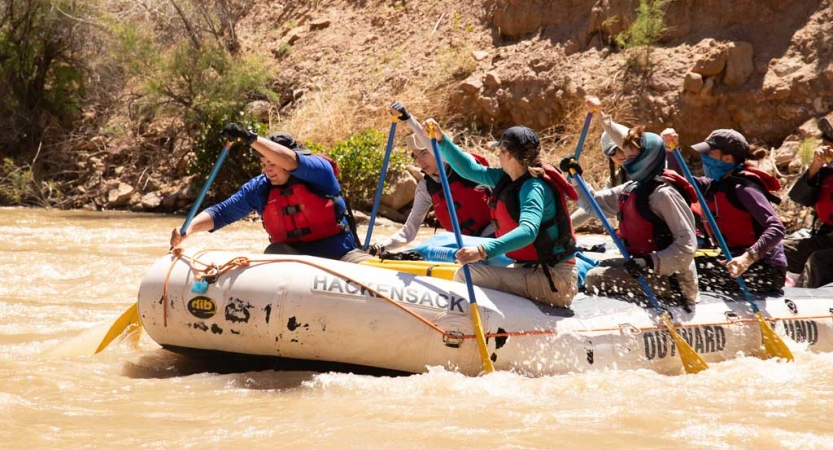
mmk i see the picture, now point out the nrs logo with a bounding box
[188,296,217,319]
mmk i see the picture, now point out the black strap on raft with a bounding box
[343,197,363,248]
[379,250,424,261]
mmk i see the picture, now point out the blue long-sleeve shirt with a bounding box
[436,137,560,259]
[203,154,358,259]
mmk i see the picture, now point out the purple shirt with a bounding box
[667,158,786,267]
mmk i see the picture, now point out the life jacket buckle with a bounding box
[286,228,312,239]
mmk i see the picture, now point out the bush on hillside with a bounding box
[0,0,94,156]
[312,130,410,210]
[615,0,674,69]
[110,1,277,201]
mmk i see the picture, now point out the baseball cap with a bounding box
[266,132,312,155]
[691,129,749,161]
[489,126,540,153]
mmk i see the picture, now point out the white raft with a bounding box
[138,250,833,376]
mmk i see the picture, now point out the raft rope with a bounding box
[160,250,833,341]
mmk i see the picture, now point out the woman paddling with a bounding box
[663,128,787,294]
[423,119,578,308]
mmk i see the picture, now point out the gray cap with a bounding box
[601,131,619,157]
[691,129,749,161]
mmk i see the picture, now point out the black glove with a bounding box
[624,257,653,279]
[367,244,385,256]
[390,101,410,121]
[222,123,258,146]
[559,155,582,176]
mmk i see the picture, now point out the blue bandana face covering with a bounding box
[701,154,741,180]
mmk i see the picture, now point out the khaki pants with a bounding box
[584,256,699,306]
[454,262,578,308]
[783,229,833,288]
[340,248,374,264]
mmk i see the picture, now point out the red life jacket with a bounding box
[424,153,493,236]
[617,170,697,258]
[696,166,781,248]
[816,169,833,226]
[261,155,347,244]
[488,164,578,263]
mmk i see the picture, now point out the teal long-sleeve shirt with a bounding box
[436,136,559,259]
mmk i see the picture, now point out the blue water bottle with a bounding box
[420,246,458,263]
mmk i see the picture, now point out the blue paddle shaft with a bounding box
[573,112,595,162]
[671,149,758,311]
[429,135,480,306]
[363,121,398,250]
[180,141,232,236]
[572,171,664,313]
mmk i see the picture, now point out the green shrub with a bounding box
[0,158,33,204]
[320,130,410,209]
[615,0,674,68]
[798,137,818,167]
[112,10,278,202]
[0,0,93,155]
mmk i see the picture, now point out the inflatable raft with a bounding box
[137,249,833,376]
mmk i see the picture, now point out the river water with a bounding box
[0,207,831,449]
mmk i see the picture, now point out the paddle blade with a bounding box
[94,303,142,354]
[660,314,709,374]
[469,304,495,374]
[755,312,794,361]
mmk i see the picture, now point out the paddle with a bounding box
[670,147,794,361]
[94,140,234,354]
[569,168,708,373]
[573,112,595,162]
[363,119,398,250]
[427,123,494,374]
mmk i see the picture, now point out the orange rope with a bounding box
[162,247,185,327]
[163,253,454,338]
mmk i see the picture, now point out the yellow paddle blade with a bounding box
[94,302,142,354]
[660,313,709,374]
[755,312,794,361]
[693,248,721,259]
[469,303,495,374]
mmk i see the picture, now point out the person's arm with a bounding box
[586,96,628,150]
[171,176,265,246]
[420,118,503,186]
[480,178,548,258]
[290,154,340,195]
[724,185,785,276]
[375,180,432,251]
[572,178,626,219]
[456,178,553,264]
[648,185,698,276]
[436,136,502,187]
[570,208,594,229]
[389,101,433,150]
[170,211,215,247]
